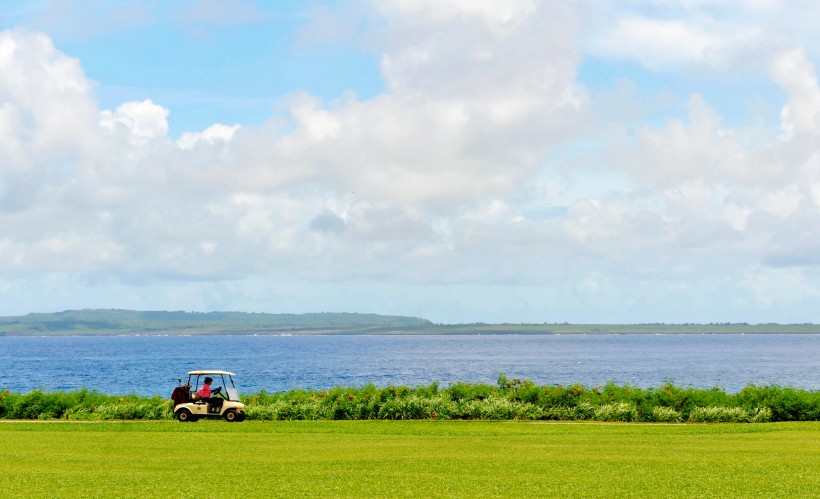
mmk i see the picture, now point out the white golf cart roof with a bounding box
[187,370,235,376]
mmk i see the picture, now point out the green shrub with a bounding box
[534,385,580,408]
[1,381,817,422]
[575,401,596,420]
[458,396,536,420]
[244,400,289,420]
[378,395,446,420]
[649,406,683,423]
[540,405,579,421]
[446,382,496,402]
[293,400,333,420]
[736,385,820,421]
[91,399,172,420]
[593,403,639,422]
[414,382,441,398]
[378,396,419,420]
[750,406,773,423]
[688,406,749,423]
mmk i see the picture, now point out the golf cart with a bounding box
[170,370,246,422]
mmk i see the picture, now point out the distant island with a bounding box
[1,309,820,336]
[0,310,431,336]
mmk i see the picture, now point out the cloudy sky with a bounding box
[2,0,820,324]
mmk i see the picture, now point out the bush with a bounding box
[446,382,496,402]
[378,396,450,420]
[457,396,537,420]
[244,400,290,420]
[1,381,817,422]
[687,406,750,423]
[736,385,820,421]
[593,403,639,422]
[750,406,773,423]
[649,406,683,423]
[540,406,579,421]
[575,401,596,420]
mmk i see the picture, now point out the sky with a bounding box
[2,0,820,324]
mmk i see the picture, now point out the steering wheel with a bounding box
[213,386,224,398]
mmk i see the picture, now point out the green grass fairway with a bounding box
[2,421,818,498]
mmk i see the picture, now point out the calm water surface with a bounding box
[0,334,818,396]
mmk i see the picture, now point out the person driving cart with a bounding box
[198,377,223,413]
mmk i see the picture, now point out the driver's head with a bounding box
[204,377,213,385]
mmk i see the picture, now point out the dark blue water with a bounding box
[0,334,818,396]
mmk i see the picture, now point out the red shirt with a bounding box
[199,384,211,398]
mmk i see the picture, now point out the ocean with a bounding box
[1,333,818,396]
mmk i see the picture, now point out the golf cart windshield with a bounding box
[225,386,239,401]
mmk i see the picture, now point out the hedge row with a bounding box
[1,377,817,422]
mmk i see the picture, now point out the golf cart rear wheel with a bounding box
[177,408,193,422]
[224,409,239,422]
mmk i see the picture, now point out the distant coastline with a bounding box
[1,309,820,336]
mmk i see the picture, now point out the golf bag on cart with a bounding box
[170,382,191,405]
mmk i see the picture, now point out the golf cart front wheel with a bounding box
[224,410,240,422]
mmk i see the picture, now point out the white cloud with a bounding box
[742,266,820,309]
[581,1,819,74]
[3,0,820,323]
[588,16,722,70]
[759,186,804,218]
[0,29,100,210]
[289,95,341,142]
[379,0,537,36]
[613,94,748,188]
[623,0,780,10]
[177,123,240,150]
[0,30,95,139]
[772,47,820,137]
[100,99,170,144]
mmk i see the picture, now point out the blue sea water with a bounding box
[0,334,818,396]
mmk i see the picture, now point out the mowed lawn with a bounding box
[1,420,818,498]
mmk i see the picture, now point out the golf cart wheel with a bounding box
[177,408,193,422]
[223,409,238,422]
